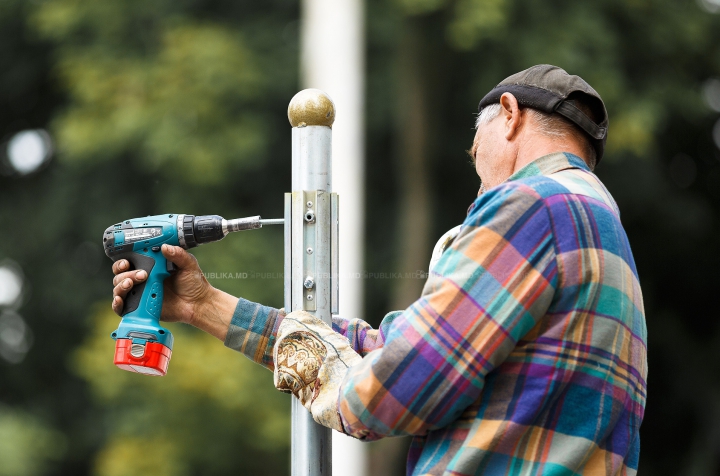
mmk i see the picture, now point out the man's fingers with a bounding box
[111,270,147,315]
[113,277,135,301]
[112,269,147,287]
[112,296,123,315]
[112,259,130,275]
[161,244,198,269]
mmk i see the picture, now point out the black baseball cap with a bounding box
[478,64,609,162]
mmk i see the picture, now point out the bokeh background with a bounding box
[1,0,720,474]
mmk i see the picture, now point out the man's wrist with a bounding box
[190,287,239,341]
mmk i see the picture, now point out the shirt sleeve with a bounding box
[224,298,286,371]
[337,183,559,440]
[331,311,402,357]
[224,299,401,370]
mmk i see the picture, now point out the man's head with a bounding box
[470,65,608,191]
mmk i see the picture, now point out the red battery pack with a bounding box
[114,339,172,376]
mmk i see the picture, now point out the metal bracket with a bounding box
[331,193,339,314]
[301,191,318,311]
[288,190,335,317]
[284,193,292,312]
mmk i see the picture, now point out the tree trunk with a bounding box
[369,12,438,476]
[390,15,434,311]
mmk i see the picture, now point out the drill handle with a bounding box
[113,251,167,317]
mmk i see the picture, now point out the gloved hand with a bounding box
[273,310,362,433]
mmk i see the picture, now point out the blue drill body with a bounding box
[104,214,180,352]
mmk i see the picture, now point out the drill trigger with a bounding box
[167,260,178,273]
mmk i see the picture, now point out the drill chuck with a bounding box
[177,214,225,247]
[176,214,264,248]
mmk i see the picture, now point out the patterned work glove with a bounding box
[273,310,362,433]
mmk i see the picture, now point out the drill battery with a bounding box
[114,338,172,376]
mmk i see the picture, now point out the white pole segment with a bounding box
[300,1,367,473]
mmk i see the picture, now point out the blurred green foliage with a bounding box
[0,406,66,476]
[73,306,289,476]
[36,19,266,183]
[0,0,719,474]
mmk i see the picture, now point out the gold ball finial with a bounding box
[287,89,335,128]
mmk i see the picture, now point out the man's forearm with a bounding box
[191,289,285,370]
[190,287,239,341]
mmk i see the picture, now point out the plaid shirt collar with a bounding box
[469,152,589,215]
[507,151,589,182]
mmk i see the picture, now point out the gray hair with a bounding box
[475,104,501,129]
[474,103,597,170]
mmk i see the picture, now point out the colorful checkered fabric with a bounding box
[224,152,647,475]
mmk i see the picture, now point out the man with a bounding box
[110,65,647,475]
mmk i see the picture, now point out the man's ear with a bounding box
[499,93,522,140]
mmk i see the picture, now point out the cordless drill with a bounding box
[102,213,271,376]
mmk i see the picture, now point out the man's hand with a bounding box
[110,244,238,340]
[274,310,362,434]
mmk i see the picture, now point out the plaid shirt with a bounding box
[224,152,647,476]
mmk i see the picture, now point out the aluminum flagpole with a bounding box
[285,89,339,476]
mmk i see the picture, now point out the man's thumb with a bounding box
[161,244,196,269]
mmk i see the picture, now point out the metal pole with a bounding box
[286,89,337,476]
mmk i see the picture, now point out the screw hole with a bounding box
[159,330,165,334]
[151,293,157,298]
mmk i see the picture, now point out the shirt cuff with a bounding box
[224,297,285,370]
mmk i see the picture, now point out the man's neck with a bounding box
[511,134,587,175]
